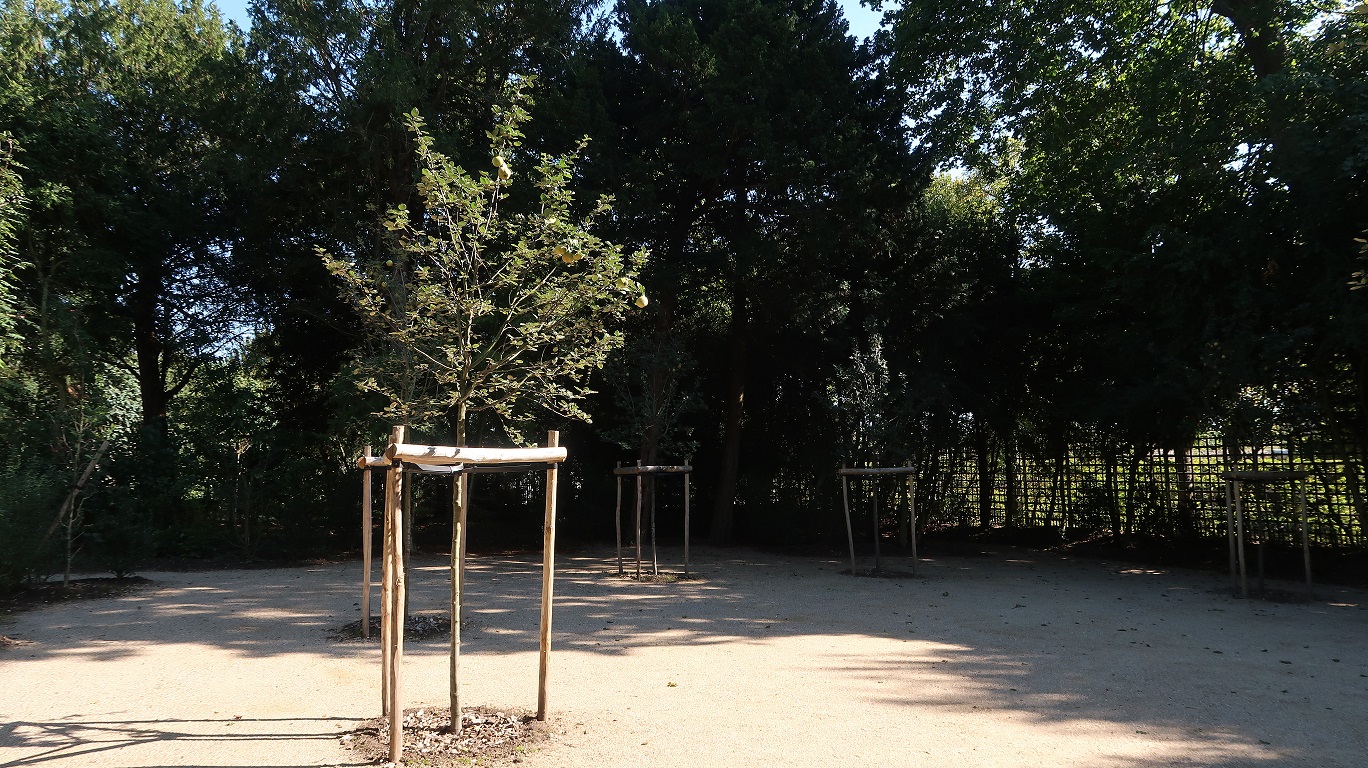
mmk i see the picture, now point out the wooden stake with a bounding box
[650,475,658,577]
[635,461,643,580]
[683,473,691,575]
[872,481,881,573]
[362,446,373,640]
[909,471,918,577]
[380,457,392,715]
[898,468,909,549]
[537,431,560,721]
[1298,479,1312,586]
[461,473,472,603]
[387,426,407,763]
[1225,480,1238,590]
[449,468,470,733]
[1234,480,1248,599]
[841,466,855,575]
[615,462,623,576]
[403,471,413,620]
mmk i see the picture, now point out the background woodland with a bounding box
[3,0,1367,586]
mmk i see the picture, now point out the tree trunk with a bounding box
[637,297,676,522]
[711,288,747,544]
[130,272,179,528]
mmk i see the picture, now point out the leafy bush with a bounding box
[0,463,61,591]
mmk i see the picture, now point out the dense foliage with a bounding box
[1,0,1365,584]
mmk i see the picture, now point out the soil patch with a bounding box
[0,576,151,618]
[842,567,920,578]
[609,572,699,584]
[343,707,553,767]
[330,612,483,643]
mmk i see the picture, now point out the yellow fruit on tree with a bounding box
[492,155,506,168]
[497,165,512,181]
[635,294,649,308]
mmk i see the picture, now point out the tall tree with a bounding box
[1,0,251,526]
[562,0,915,541]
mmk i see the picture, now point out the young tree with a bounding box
[323,84,648,446]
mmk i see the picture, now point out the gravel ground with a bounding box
[1,544,1365,767]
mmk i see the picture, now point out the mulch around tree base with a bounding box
[611,572,701,584]
[842,567,920,579]
[330,613,484,643]
[342,707,554,767]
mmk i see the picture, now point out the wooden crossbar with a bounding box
[613,464,693,476]
[838,466,919,476]
[385,442,567,466]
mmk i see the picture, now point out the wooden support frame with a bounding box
[382,426,406,762]
[1222,470,1312,599]
[612,464,693,577]
[839,464,919,576]
[360,446,374,640]
[362,430,566,762]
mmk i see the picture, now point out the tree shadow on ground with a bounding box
[2,546,1365,767]
[0,716,369,768]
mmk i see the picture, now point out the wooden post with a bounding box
[362,446,373,640]
[650,475,658,577]
[387,426,407,763]
[841,466,855,575]
[1298,479,1312,586]
[1225,480,1238,590]
[537,431,560,721]
[872,481,881,573]
[450,469,470,734]
[898,466,909,549]
[635,461,643,580]
[1234,480,1248,599]
[615,462,623,576]
[909,471,918,577]
[683,473,691,576]
[380,460,392,715]
[403,471,413,620]
[1257,535,1266,595]
[461,473,472,603]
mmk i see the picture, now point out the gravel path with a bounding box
[1,545,1365,767]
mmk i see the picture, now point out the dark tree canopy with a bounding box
[1,0,1366,584]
